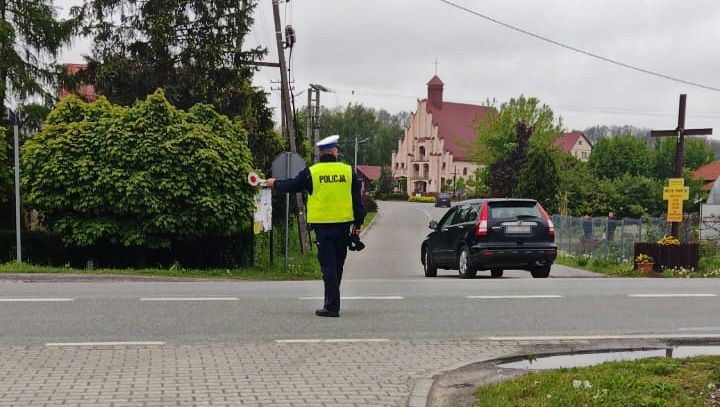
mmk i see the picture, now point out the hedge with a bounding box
[408,196,436,203]
[0,230,254,269]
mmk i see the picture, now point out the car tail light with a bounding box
[537,203,555,236]
[476,202,489,236]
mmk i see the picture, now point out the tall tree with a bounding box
[473,95,563,165]
[319,104,405,167]
[75,0,279,169]
[515,145,561,213]
[487,121,532,198]
[0,0,76,118]
[557,156,609,217]
[652,137,715,180]
[588,135,652,179]
[1,0,77,228]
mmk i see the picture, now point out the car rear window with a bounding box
[488,201,540,219]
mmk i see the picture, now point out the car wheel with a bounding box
[491,268,503,278]
[457,246,477,279]
[530,265,551,278]
[423,246,437,277]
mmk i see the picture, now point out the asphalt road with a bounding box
[0,278,719,346]
[1,201,718,346]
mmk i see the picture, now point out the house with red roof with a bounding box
[391,76,492,195]
[693,160,720,191]
[553,131,592,161]
[356,165,381,194]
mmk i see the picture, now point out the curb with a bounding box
[408,361,473,407]
[407,336,720,407]
[360,211,378,237]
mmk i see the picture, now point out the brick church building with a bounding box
[391,76,492,195]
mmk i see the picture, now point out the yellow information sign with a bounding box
[663,178,688,223]
[668,178,685,188]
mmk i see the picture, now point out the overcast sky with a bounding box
[56,0,720,136]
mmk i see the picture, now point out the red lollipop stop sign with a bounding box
[247,172,265,187]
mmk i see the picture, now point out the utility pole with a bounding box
[9,109,21,263]
[354,135,369,173]
[308,84,332,163]
[271,0,310,254]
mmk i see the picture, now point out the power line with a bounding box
[328,86,720,119]
[436,0,720,93]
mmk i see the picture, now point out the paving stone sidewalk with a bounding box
[0,339,660,407]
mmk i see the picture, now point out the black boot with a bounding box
[315,308,340,317]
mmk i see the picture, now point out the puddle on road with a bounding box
[498,346,720,370]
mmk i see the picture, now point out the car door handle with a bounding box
[457,225,465,229]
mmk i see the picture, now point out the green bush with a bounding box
[374,192,408,201]
[408,196,436,203]
[21,92,256,249]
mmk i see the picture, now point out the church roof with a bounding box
[426,101,493,161]
[427,75,444,86]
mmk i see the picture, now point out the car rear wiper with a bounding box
[515,214,538,220]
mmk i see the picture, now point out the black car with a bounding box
[435,193,451,208]
[421,198,557,278]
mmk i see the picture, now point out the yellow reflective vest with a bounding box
[307,162,354,224]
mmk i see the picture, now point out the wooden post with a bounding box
[271,0,310,254]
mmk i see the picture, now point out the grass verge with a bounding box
[555,256,641,277]
[556,255,720,278]
[476,355,720,406]
[0,254,321,281]
[363,211,376,230]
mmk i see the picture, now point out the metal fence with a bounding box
[551,214,698,262]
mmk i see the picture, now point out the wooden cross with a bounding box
[651,94,713,237]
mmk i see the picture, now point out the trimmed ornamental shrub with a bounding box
[408,196,436,203]
[375,192,409,201]
[21,91,257,251]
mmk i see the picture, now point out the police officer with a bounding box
[265,135,365,317]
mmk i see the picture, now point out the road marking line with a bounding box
[466,295,563,299]
[297,296,404,300]
[46,341,165,347]
[0,298,74,302]
[140,297,239,301]
[480,334,720,341]
[629,294,717,298]
[275,338,390,344]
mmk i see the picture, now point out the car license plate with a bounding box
[506,225,531,233]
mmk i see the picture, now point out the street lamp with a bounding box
[7,109,21,263]
[354,134,369,172]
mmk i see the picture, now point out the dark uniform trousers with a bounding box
[314,224,350,313]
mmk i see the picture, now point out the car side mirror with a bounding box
[429,220,438,230]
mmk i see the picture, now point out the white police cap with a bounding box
[316,134,340,150]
